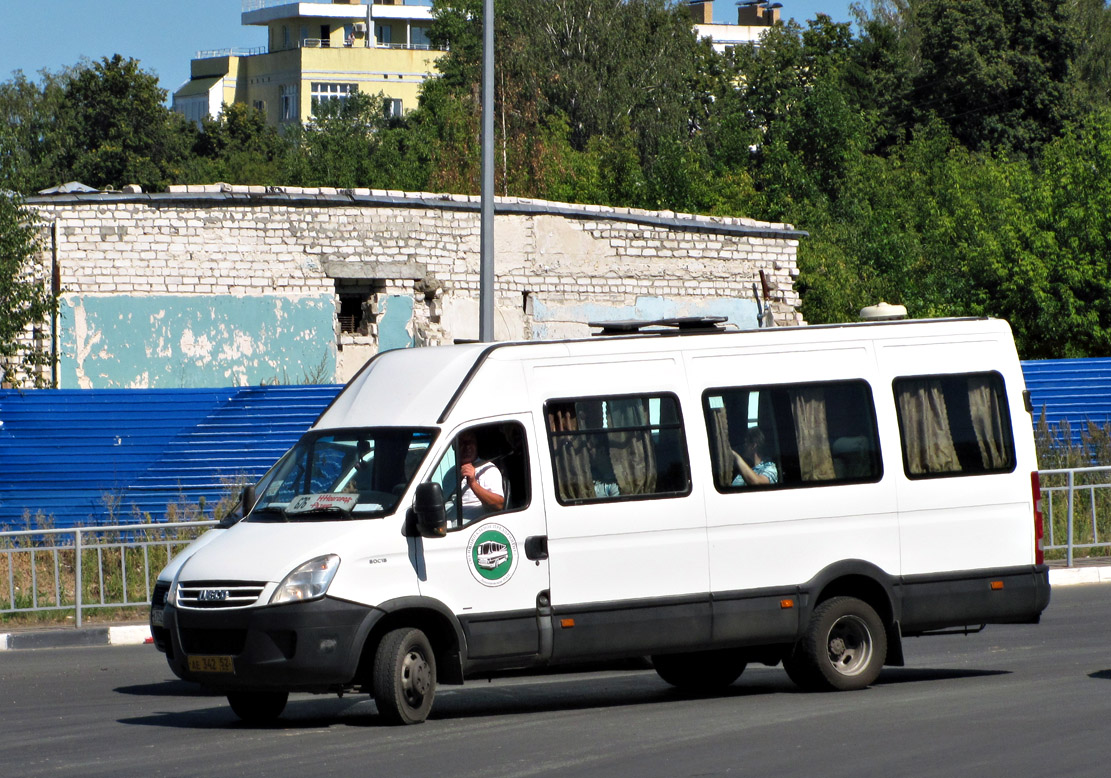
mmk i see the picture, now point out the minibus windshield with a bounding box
[248,428,436,521]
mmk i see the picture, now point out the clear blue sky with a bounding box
[0,1,856,101]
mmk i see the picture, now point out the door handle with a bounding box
[525,535,548,561]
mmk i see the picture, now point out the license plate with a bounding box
[187,655,235,674]
[150,608,163,628]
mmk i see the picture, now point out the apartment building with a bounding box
[173,0,444,126]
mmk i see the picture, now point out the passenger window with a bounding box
[703,380,882,491]
[894,372,1015,478]
[430,421,529,530]
[545,393,691,505]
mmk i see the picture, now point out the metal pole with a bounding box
[1066,470,1075,567]
[478,0,495,342]
[75,529,83,628]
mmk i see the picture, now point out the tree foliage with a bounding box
[0,195,56,387]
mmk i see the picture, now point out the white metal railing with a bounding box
[0,521,216,628]
[195,46,267,59]
[1038,466,1111,566]
[2,467,1105,628]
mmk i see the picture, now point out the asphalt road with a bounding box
[2,584,1109,778]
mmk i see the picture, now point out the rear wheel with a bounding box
[787,596,887,692]
[652,649,746,692]
[372,627,437,725]
[227,690,288,723]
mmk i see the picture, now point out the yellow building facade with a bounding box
[173,0,445,126]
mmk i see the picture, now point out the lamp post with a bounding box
[479,0,495,342]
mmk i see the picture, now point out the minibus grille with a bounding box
[176,582,266,609]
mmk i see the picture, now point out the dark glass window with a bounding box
[545,393,691,505]
[703,380,882,491]
[893,372,1015,478]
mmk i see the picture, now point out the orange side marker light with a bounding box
[990,581,1004,590]
[780,599,795,609]
[560,618,575,628]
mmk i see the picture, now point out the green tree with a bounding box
[0,69,71,194]
[913,0,1081,157]
[1069,0,1111,107]
[185,102,287,185]
[0,195,56,387]
[49,55,196,191]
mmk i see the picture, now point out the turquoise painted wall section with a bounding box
[378,294,415,352]
[529,295,761,338]
[58,294,337,388]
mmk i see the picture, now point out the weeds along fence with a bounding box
[0,520,215,628]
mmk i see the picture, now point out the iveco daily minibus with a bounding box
[153,316,1050,724]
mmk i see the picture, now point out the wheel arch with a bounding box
[804,560,899,626]
[801,560,904,667]
[356,596,468,686]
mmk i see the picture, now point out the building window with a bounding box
[894,372,1015,478]
[386,98,403,119]
[411,25,430,48]
[252,100,266,114]
[311,82,356,108]
[279,84,297,121]
[545,393,691,505]
[703,380,882,491]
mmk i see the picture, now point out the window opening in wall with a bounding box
[335,280,382,336]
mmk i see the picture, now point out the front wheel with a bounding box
[372,627,437,725]
[227,690,288,723]
[652,649,746,692]
[787,596,887,692]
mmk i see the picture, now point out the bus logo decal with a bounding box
[466,524,518,586]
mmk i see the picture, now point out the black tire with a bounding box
[372,627,437,725]
[789,596,887,692]
[227,690,288,723]
[652,649,747,692]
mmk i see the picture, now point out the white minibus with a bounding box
[157,316,1050,724]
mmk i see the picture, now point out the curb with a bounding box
[0,568,1104,651]
[0,624,152,651]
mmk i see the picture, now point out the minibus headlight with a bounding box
[270,555,341,605]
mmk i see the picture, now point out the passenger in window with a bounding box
[731,428,779,487]
[458,430,506,520]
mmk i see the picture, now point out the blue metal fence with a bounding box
[0,386,342,530]
[1022,358,1111,443]
[0,357,1107,531]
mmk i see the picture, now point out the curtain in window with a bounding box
[968,377,1008,469]
[792,388,836,481]
[548,406,594,501]
[896,379,960,474]
[608,398,657,495]
[706,405,733,488]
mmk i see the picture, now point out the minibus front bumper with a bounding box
[162,597,381,691]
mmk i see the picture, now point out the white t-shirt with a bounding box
[460,461,504,520]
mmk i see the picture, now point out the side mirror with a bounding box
[240,484,257,519]
[411,482,447,538]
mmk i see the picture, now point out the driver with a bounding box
[458,430,505,521]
